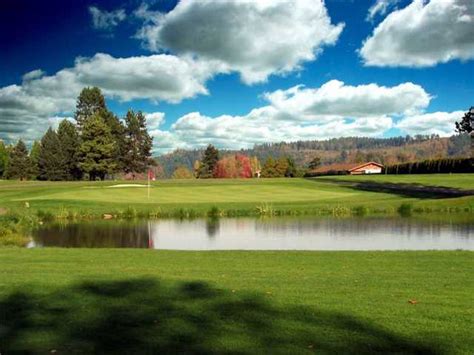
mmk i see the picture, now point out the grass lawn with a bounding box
[0,249,472,353]
[1,174,473,218]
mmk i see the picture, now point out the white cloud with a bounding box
[396,111,464,136]
[264,80,430,119]
[0,53,222,144]
[89,6,126,31]
[22,69,45,82]
[360,0,474,67]
[145,112,165,129]
[150,80,433,153]
[136,0,344,84]
[366,0,400,21]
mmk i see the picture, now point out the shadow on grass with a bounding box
[1,278,443,354]
[312,178,474,199]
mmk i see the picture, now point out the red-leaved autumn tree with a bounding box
[214,154,253,178]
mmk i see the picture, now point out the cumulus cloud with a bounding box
[136,0,344,84]
[0,53,221,144]
[396,111,464,136]
[149,80,433,153]
[145,112,165,129]
[366,0,400,21]
[89,6,126,31]
[264,80,430,119]
[360,0,474,67]
[22,69,45,82]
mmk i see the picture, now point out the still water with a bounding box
[31,217,474,250]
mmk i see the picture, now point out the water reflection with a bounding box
[31,216,474,250]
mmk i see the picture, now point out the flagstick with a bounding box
[147,170,150,200]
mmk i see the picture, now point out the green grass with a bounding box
[0,249,472,353]
[1,174,473,218]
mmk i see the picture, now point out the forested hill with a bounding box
[156,135,471,177]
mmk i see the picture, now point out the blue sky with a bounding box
[0,0,473,153]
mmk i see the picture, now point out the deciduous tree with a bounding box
[172,166,194,179]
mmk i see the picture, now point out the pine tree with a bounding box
[29,141,41,179]
[102,110,126,173]
[455,107,474,157]
[0,140,9,178]
[5,140,33,180]
[308,156,321,170]
[57,120,81,180]
[123,110,153,178]
[284,157,297,177]
[197,144,219,178]
[79,113,116,180]
[75,87,106,131]
[38,128,67,181]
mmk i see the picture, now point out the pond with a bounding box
[30,216,474,250]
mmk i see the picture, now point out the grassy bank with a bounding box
[1,174,473,220]
[0,249,472,353]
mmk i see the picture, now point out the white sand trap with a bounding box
[107,184,149,188]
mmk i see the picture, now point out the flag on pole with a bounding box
[147,169,151,199]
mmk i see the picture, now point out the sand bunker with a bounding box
[107,184,148,188]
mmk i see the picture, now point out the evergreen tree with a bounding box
[455,107,474,157]
[57,120,82,180]
[308,156,321,170]
[38,128,67,181]
[284,157,297,177]
[102,110,126,173]
[74,87,106,131]
[79,113,116,180]
[5,140,32,180]
[29,141,41,179]
[0,140,9,178]
[123,110,153,178]
[197,144,219,178]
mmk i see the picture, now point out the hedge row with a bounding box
[384,158,473,174]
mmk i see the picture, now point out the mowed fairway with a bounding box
[0,249,472,353]
[1,174,473,216]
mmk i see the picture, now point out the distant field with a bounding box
[0,174,473,217]
[0,249,472,353]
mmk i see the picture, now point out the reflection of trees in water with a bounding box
[205,217,220,238]
[34,222,150,248]
[254,218,473,239]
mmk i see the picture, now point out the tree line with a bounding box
[1,87,152,181]
[170,144,319,179]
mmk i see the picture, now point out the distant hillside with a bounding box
[155,135,470,178]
